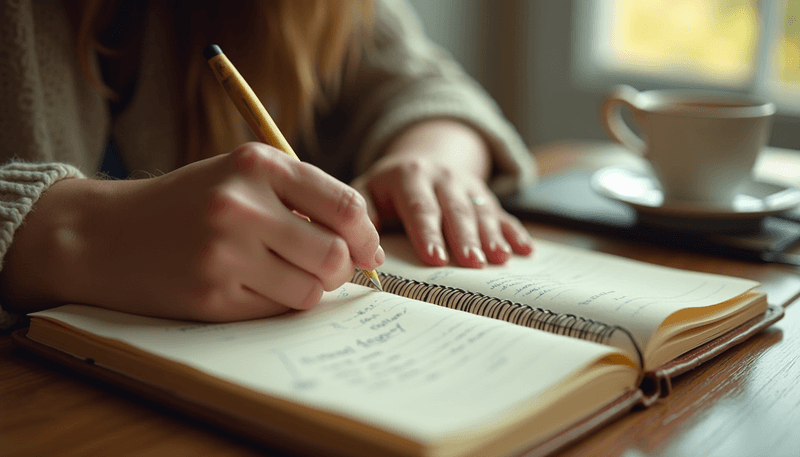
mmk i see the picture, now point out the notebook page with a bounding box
[377,235,759,353]
[31,283,633,442]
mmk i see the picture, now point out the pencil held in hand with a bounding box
[203,44,383,292]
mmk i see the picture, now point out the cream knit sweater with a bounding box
[0,0,536,327]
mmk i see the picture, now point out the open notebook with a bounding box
[16,235,781,457]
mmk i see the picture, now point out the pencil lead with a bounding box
[360,269,383,291]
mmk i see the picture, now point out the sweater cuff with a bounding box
[0,162,85,330]
[354,86,537,196]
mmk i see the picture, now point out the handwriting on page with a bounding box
[259,284,634,437]
[377,235,758,348]
[272,289,516,394]
[34,296,629,437]
[484,276,618,307]
[125,285,534,397]
[242,281,620,438]
[476,250,732,321]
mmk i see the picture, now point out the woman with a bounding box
[0,0,536,326]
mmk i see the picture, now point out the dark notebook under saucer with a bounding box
[590,164,800,230]
[500,168,800,266]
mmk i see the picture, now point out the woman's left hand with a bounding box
[351,120,534,268]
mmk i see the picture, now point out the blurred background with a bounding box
[407,0,800,150]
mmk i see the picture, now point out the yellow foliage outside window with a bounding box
[777,1,800,86]
[606,0,759,84]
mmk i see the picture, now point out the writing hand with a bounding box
[0,143,383,321]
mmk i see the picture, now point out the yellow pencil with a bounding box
[203,44,383,292]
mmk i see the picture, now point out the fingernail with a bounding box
[435,245,448,263]
[463,246,486,265]
[474,247,487,264]
[427,242,447,263]
[489,241,511,254]
[516,233,535,255]
[374,245,385,265]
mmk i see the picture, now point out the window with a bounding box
[773,0,800,97]
[595,0,758,85]
[580,0,800,112]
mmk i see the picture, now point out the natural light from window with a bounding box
[776,0,800,88]
[600,0,760,85]
[594,0,799,101]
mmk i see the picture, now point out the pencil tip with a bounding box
[203,44,222,60]
[359,269,383,292]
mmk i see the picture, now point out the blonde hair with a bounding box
[76,0,374,167]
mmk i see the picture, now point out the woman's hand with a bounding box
[352,120,534,267]
[0,143,383,321]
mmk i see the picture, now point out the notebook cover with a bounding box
[517,389,643,457]
[13,305,784,456]
[643,305,784,398]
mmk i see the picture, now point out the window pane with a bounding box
[775,0,800,87]
[598,0,760,84]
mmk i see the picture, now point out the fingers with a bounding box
[227,143,533,282]
[357,155,534,268]
[500,215,536,256]
[191,289,292,322]
[437,184,486,268]
[193,221,338,320]
[438,189,526,267]
[192,254,324,322]
[472,195,513,265]
[391,164,449,266]
[241,249,325,311]
[188,144,380,321]
[231,144,382,271]
[350,176,381,230]
[262,211,357,291]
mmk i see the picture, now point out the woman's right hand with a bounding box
[0,142,383,321]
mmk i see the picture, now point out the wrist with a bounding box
[380,119,492,180]
[0,178,113,312]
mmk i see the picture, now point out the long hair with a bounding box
[75,0,374,167]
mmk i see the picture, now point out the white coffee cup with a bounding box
[600,85,775,205]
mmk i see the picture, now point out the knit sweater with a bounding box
[0,0,536,328]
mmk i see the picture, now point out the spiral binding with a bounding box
[351,271,644,369]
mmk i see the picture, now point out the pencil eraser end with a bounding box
[203,44,223,60]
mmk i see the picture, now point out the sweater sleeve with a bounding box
[0,162,85,329]
[0,0,108,328]
[308,0,536,195]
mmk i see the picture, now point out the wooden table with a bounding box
[3,141,800,457]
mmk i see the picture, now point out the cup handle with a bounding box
[600,85,645,155]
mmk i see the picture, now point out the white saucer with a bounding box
[590,165,800,220]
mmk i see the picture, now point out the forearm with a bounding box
[379,119,491,181]
[0,177,103,313]
[0,162,86,326]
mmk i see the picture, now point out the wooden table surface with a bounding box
[3,141,800,457]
